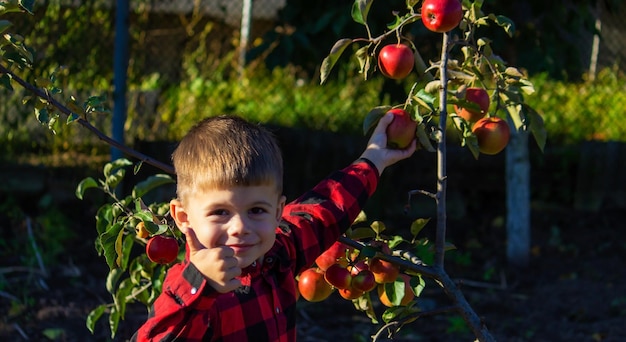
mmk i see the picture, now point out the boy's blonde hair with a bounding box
[172,115,283,203]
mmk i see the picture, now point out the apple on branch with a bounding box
[455,87,490,122]
[421,0,463,33]
[472,117,511,155]
[377,44,414,80]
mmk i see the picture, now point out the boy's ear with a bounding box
[170,199,190,234]
[275,195,286,221]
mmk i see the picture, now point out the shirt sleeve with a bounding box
[131,260,217,341]
[280,158,379,276]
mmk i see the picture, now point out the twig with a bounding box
[12,323,29,340]
[0,63,175,174]
[26,217,47,278]
[0,290,19,302]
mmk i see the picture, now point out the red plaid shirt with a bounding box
[131,159,379,342]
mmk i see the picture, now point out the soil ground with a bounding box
[1,204,624,342]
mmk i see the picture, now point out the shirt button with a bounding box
[275,307,280,314]
[191,287,198,295]
[265,257,273,263]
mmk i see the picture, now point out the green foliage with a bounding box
[76,158,177,338]
[526,69,626,144]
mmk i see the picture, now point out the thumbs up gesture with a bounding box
[185,228,243,293]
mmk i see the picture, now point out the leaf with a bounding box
[362,105,390,136]
[0,20,11,34]
[103,158,132,178]
[120,234,135,270]
[0,73,13,91]
[355,44,371,78]
[351,0,373,25]
[101,222,123,270]
[106,168,126,191]
[348,227,376,240]
[506,104,524,131]
[413,89,437,113]
[75,177,99,200]
[489,14,515,38]
[115,227,125,268]
[132,174,175,199]
[416,123,436,152]
[410,218,430,238]
[86,304,107,334]
[358,245,378,259]
[409,274,426,297]
[319,38,353,85]
[523,104,547,152]
[370,221,386,235]
[106,268,124,294]
[383,279,406,306]
[108,305,120,339]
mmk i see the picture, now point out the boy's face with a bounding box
[172,184,286,269]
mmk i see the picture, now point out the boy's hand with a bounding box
[185,228,242,293]
[359,111,417,175]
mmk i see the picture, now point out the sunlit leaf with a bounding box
[106,268,123,294]
[320,38,353,85]
[523,104,546,152]
[351,0,373,25]
[132,174,175,199]
[86,304,107,334]
[410,218,430,238]
[489,14,515,37]
[370,221,386,235]
[75,177,99,200]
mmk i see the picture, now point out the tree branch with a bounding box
[0,63,176,174]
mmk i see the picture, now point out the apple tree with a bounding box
[0,0,546,340]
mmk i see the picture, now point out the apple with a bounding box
[377,274,415,307]
[369,257,400,284]
[472,117,511,155]
[146,235,179,264]
[338,286,365,300]
[351,269,377,292]
[421,0,463,33]
[385,108,417,149]
[324,263,352,289]
[315,241,352,271]
[298,267,333,302]
[377,44,414,80]
[455,87,490,122]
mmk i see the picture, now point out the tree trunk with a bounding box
[505,128,530,268]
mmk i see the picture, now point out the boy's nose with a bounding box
[228,215,249,235]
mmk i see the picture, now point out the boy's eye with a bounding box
[210,209,229,216]
[250,207,268,215]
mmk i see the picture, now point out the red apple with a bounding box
[315,241,352,271]
[324,263,352,289]
[454,87,490,122]
[146,235,179,264]
[385,108,417,149]
[378,44,414,80]
[298,267,333,302]
[369,257,400,284]
[472,117,511,155]
[421,0,463,33]
[351,269,377,292]
[338,286,365,300]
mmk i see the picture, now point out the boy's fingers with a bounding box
[185,228,205,253]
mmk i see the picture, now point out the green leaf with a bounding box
[120,234,135,270]
[383,279,406,307]
[108,305,120,339]
[105,168,126,191]
[320,38,353,85]
[0,20,11,34]
[0,73,13,91]
[416,123,436,152]
[355,44,371,78]
[19,0,35,14]
[362,105,390,136]
[506,104,524,131]
[106,268,123,294]
[409,274,426,297]
[359,245,378,259]
[489,14,515,38]
[370,221,386,235]
[348,227,376,240]
[103,158,132,178]
[75,177,99,200]
[523,104,547,152]
[413,89,437,113]
[101,222,123,269]
[410,218,430,238]
[351,0,373,25]
[115,227,125,268]
[86,304,107,334]
[132,174,175,199]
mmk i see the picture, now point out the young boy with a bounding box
[132,114,416,341]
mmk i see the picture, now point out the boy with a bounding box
[132,113,416,341]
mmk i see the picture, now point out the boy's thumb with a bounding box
[185,228,204,253]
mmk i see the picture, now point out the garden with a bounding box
[1,0,626,341]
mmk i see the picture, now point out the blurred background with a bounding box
[1,0,625,341]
